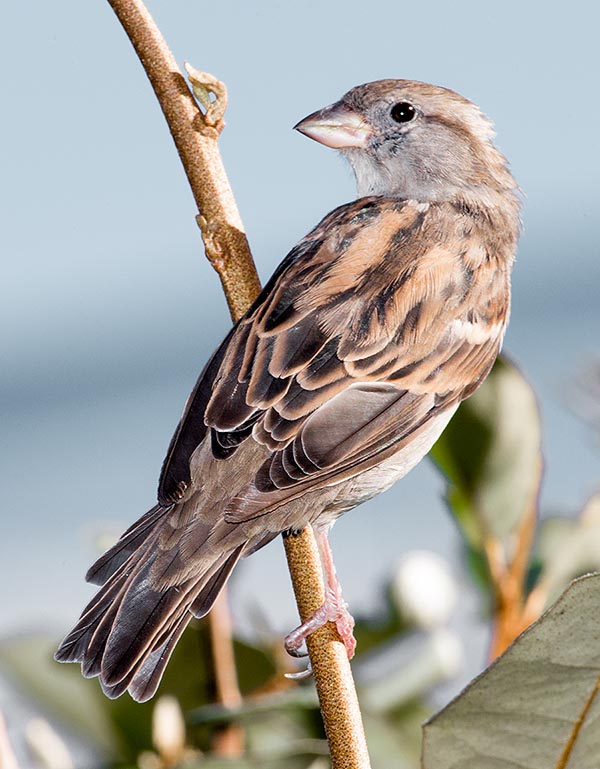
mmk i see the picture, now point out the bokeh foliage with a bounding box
[4,358,600,769]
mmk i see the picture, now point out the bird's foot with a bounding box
[284,585,357,660]
[284,661,313,681]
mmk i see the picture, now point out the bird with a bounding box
[55,79,521,702]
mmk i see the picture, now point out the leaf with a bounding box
[535,494,600,604]
[430,357,542,552]
[188,687,319,725]
[363,710,421,769]
[0,635,120,759]
[104,620,278,756]
[0,623,279,761]
[422,573,600,769]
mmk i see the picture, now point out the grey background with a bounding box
[1,0,598,689]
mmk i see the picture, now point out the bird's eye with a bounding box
[390,102,416,123]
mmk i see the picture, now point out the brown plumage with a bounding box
[56,79,521,701]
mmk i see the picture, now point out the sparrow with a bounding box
[56,80,520,701]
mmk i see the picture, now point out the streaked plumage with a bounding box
[56,79,521,701]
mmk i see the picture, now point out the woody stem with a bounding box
[105,1,370,766]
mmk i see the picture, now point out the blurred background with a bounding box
[1,1,599,766]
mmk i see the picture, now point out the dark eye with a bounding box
[390,102,416,123]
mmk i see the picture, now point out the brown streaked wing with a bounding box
[204,197,397,431]
[154,199,363,503]
[202,199,508,521]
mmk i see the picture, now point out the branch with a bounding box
[486,457,542,659]
[207,594,244,757]
[284,528,371,768]
[106,0,260,319]
[106,1,370,765]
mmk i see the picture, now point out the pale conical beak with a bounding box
[294,102,371,149]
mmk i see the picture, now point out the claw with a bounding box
[284,642,309,659]
[285,661,313,680]
[284,604,329,658]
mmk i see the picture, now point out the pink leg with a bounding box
[284,528,356,660]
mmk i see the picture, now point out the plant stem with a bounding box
[285,528,371,768]
[207,594,244,756]
[486,461,541,659]
[105,1,370,765]
[106,0,260,319]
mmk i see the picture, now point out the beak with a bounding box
[294,102,371,149]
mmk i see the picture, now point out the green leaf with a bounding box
[106,618,279,754]
[188,687,319,725]
[422,572,600,768]
[0,623,279,762]
[363,710,422,769]
[534,494,600,605]
[430,357,542,553]
[0,635,120,760]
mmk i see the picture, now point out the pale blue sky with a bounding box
[1,1,599,654]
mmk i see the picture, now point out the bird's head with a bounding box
[294,79,518,207]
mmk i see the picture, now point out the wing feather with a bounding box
[160,197,510,523]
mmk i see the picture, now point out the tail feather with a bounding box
[101,565,199,687]
[81,605,119,678]
[86,504,171,586]
[102,545,243,687]
[129,612,192,702]
[101,610,192,702]
[55,504,246,701]
[82,574,137,678]
[55,558,136,665]
[190,545,245,618]
[97,603,193,700]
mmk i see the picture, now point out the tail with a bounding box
[55,503,244,702]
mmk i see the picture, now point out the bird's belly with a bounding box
[323,404,459,522]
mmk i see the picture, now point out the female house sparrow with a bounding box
[56,80,520,701]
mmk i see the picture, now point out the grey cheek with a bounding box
[372,131,407,157]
